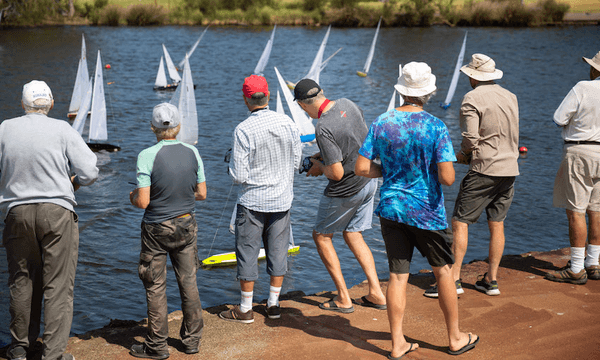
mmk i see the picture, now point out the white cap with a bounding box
[394,62,437,97]
[22,80,53,108]
[152,103,180,129]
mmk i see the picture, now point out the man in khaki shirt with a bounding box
[425,54,519,298]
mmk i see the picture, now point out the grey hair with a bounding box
[152,124,181,139]
[297,89,324,106]
[402,93,433,106]
[23,99,52,115]
[246,92,268,107]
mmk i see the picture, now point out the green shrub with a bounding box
[502,0,533,26]
[3,0,66,25]
[125,4,167,26]
[304,0,326,11]
[539,0,570,22]
[330,0,361,9]
[100,5,122,26]
[398,0,436,26]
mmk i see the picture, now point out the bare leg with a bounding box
[486,221,505,282]
[343,231,386,305]
[270,276,284,287]
[387,272,418,358]
[587,210,600,246]
[240,280,254,292]
[451,219,469,282]
[312,230,352,308]
[432,264,477,352]
[567,210,587,248]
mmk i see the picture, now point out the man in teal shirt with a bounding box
[129,103,207,359]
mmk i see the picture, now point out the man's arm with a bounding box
[306,159,344,181]
[130,186,150,209]
[437,161,455,186]
[229,130,249,184]
[459,99,480,155]
[195,181,207,201]
[553,87,578,127]
[355,155,382,178]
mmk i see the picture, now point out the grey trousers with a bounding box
[139,215,203,353]
[3,203,79,360]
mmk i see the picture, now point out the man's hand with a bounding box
[71,176,80,192]
[306,158,324,177]
[456,151,471,165]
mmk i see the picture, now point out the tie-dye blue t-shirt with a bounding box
[359,109,456,230]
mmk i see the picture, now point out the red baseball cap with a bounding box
[242,75,269,98]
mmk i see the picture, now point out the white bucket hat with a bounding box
[583,51,600,73]
[152,103,180,129]
[394,62,436,97]
[460,53,503,81]
[22,80,53,108]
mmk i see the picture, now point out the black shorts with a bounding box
[380,217,454,274]
[453,170,516,224]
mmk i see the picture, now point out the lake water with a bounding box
[0,25,599,342]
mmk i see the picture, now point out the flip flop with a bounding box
[387,343,417,359]
[356,295,387,310]
[448,333,480,355]
[318,300,355,313]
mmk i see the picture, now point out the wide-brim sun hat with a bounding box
[583,51,600,73]
[394,62,436,97]
[460,53,503,81]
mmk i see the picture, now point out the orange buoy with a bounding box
[105,64,111,69]
[519,146,528,153]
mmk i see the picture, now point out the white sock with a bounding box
[240,291,253,313]
[570,247,585,273]
[585,244,600,267]
[267,286,282,308]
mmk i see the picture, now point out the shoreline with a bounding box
[3,246,599,359]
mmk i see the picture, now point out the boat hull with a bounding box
[87,143,121,152]
[356,71,367,77]
[201,246,300,269]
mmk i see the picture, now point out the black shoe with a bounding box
[6,346,27,360]
[130,344,169,360]
[266,305,281,319]
[183,346,199,355]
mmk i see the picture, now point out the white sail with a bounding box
[68,34,90,114]
[154,56,167,89]
[88,51,107,142]
[276,89,284,115]
[72,77,93,135]
[320,47,343,72]
[178,25,209,70]
[387,90,396,112]
[305,25,331,84]
[274,66,315,141]
[362,17,382,75]
[171,56,198,145]
[442,32,468,109]
[162,44,182,84]
[253,25,276,76]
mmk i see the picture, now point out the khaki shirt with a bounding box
[460,82,519,177]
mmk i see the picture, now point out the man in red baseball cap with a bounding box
[219,75,302,323]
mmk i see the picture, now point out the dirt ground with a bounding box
[2,247,599,360]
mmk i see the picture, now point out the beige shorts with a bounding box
[553,144,600,212]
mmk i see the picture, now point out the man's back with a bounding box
[554,78,600,141]
[0,113,98,214]
[460,83,519,177]
[230,108,301,212]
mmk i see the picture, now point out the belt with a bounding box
[176,213,191,218]
[564,140,600,145]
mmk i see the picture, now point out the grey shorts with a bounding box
[235,205,290,281]
[452,170,516,224]
[380,217,454,274]
[314,178,377,234]
[553,144,600,212]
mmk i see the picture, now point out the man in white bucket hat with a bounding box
[1,81,98,360]
[356,62,479,358]
[546,51,600,285]
[431,54,519,298]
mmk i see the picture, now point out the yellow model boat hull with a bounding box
[201,246,300,269]
[356,71,367,77]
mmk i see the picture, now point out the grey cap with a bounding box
[152,103,180,129]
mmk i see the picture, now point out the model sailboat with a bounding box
[274,66,315,143]
[154,44,182,90]
[253,25,276,76]
[68,34,90,119]
[387,64,405,111]
[72,51,120,152]
[440,32,468,109]
[177,25,209,70]
[357,17,382,77]
[170,55,198,145]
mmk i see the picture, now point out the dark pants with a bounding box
[139,215,203,353]
[3,203,79,360]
